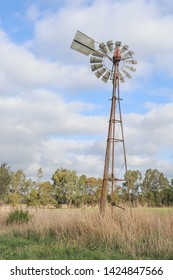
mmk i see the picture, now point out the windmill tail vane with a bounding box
[70,30,137,215]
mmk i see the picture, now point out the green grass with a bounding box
[1,232,172,260]
[0,234,130,260]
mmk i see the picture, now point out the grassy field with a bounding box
[0,206,173,260]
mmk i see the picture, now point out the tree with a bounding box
[124,170,142,206]
[161,181,173,206]
[75,174,87,207]
[122,170,141,206]
[7,193,21,207]
[85,177,101,207]
[10,170,30,201]
[26,189,40,207]
[38,181,56,206]
[107,185,121,206]
[142,169,169,206]
[52,168,78,206]
[0,163,11,202]
[170,179,173,188]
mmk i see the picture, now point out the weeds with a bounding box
[1,207,173,259]
[6,209,30,225]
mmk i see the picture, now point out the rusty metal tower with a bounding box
[70,31,137,215]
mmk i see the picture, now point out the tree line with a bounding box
[0,163,173,208]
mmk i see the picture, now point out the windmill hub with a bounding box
[113,48,121,64]
[103,52,125,72]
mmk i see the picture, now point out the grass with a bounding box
[6,209,30,225]
[0,234,129,260]
[0,206,173,259]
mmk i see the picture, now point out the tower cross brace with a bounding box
[100,49,129,215]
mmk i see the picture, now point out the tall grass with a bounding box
[6,209,30,225]
[0,206,173,259]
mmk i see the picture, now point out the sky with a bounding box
[0,0,173,181]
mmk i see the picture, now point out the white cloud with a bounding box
[0,89,107,178]
[30,0,173,70]
[24,0,173,101]
[124,103,173,178]
[1,87,173,180]
[0,0,173,181]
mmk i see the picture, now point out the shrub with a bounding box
[6,209,30,225]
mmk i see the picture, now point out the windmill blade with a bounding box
[91,64,103,71]
[118,72,125,83]
[123,50,134,56]
[90,57,103,63]
[120,78,125,83]
[120,45,129,54]
[107,40,113,52]
[123,50,134,58]
[99,42,109,54]
[128,50,134,55]
[116,41,121,47]
[125,65,136,72]
[122,69,132,79]
[101,71,111,83]
[95,68,106,78]
[126,60,137,64]
[92,51,104,58]
[122,52,132,59]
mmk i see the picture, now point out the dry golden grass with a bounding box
[1,206,173,259]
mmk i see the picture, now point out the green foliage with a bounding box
[26,189,40,206]
[126,170,142,194]
[142,169,170,206]
[6,209,30,225]
[10,170,26,195]
[38,181,56,206]
[7,193,21,206]
[0,163,12,200]
[1,163,173,208]
[85,177,101,206]
[52,168,78,205]
[123,170,142,206]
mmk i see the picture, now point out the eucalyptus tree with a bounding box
[142,168,169,206]
[38,181,56,206]
[0,163,12,202]
[52,168,78,206]
[123,170,142,206]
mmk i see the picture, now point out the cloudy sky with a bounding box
[0,0,173,181]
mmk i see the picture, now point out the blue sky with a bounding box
[0,0,173,181]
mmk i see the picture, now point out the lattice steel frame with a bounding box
[70,31,137,215]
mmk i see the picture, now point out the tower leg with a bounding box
[100,83,116,216]
[99,68,129,216]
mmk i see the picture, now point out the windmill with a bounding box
[70,30,137,215]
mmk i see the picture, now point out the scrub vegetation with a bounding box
[0,206,173,260]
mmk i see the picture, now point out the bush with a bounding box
[6,209,30,225]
